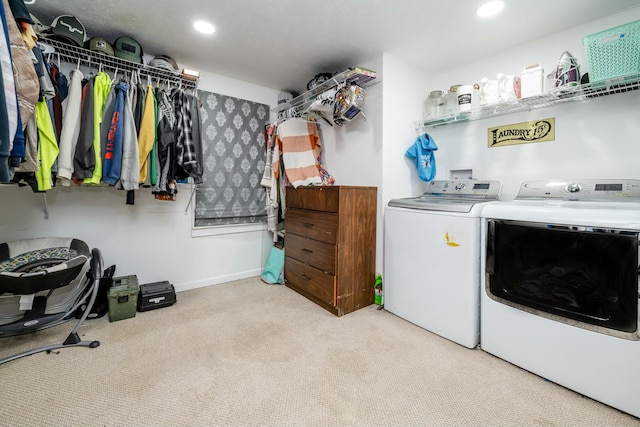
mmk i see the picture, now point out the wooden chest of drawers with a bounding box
[284,186,377,316]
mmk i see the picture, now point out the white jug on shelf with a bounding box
[480,77,500,105]
[497,73,521,101]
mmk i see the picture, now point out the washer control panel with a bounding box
[424,179,501,198]
[517,179,640,201]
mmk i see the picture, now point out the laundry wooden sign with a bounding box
[488,118,555,147]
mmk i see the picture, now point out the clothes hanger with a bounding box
[129,69,135,85]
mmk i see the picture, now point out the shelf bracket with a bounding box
[42,193,49,220]
[184,184,197,215]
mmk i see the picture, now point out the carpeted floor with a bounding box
[1,277,639,427]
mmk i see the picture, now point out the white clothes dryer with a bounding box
[481,179,640,418]
[384,179,501,348]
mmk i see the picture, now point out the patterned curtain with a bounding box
[194,90,269,227]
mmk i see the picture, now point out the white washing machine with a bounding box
[481,179,640,419]
[384,179,501,348]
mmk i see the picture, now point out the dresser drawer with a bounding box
[286,186,339,212]
[286,233,336,274]
[285,208,337,244]
[285,257,335,306]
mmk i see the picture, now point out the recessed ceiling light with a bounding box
[194,20,215,35]
[476,1,504,17]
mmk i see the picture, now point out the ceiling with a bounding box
[26,0,640,94]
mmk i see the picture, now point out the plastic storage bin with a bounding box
[583,20,640,84]
[137,281,176,312]
[108,275,139,322]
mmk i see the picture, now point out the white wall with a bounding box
[384,6,640,202]
[429,7,640,97]
[381,52,431,204]
[320,56,385,271]
[0,71,280,292]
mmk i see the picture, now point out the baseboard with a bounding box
[174,268,263,293]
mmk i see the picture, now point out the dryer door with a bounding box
[486,219,640,340]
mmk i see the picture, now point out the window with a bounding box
[194,91,269,227]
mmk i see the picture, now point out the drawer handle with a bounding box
[302,222,314,228]
[301,274,310,281]
[302,248,313,254]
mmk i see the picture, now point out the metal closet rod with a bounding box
[58,54,190,87]
[40,37,198,90]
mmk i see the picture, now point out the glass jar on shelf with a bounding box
[422,90,444,120]
[445,85,461,116]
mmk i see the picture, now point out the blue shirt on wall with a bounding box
[406,133,438,182]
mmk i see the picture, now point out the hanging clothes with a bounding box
[57,68,83,186]
[99,82,116,173]
[31,44,55,101]
[276,118,334,188]
[44,59,64,178]
[102,82,127,185]
[2,0,40,180]
[14,110,36,171]
[125,74,136,123]
[172,88,197,180]
[133,80,145,132]
[261,124,280,241]
[406,133,438,182]
[84,71,111,185]
[137,84,155,184]
[48,63,67,142]
[4,0,37,132]
[6,0,38,132]
[34,97,58,191]
[117,81,140,192]
[147,90,158,187]
[73,77,95,180]
[0,0,17,182]
[152,88,176,199]
[186,92,203,185]
[9,113,23,165]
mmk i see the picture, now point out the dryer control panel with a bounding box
[516,179,640,201]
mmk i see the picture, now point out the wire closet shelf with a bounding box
[272,67,377,116]
[413,73,640,133]
[40,37,199,91]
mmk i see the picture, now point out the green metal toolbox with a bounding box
[108,275,139,322]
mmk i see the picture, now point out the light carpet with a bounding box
[1,277,639,427]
